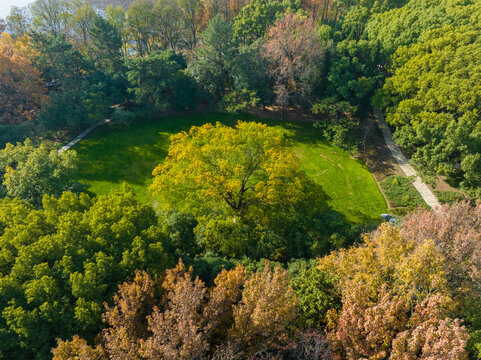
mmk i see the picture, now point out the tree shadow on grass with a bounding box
[75,124,171,186]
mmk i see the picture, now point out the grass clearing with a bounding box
[75,112,387,223]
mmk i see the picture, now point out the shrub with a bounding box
[380,175,427,210]
[434,190,465,205]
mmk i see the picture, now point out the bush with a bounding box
[434,190,465,205]
[380,175,427,210]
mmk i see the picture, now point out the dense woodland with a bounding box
[1,0,481,359]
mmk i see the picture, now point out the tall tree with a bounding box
[151,121,305,216]
[0,33,46,127]
[106,5,130,55]
[155,0,184,50]
[187,15,238,100]
[70,0,96,50]
[89,15,124,73]
[126,0,157,55]
[6,6,31,38]
[31,0,72,35]
[179,0,202,49]
[263,13,324,119]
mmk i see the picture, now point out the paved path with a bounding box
[374,108,441,210]
[57,121,105,154]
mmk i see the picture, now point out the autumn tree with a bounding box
[0,33,46,127]
[151,121,334,260]
[263,13,324,119]
[390,295,470,360]
[320,223,471,359]
[151,121,304,216]
[401,202,481,300]
[230,264,297,352]
[328,284,470,360]
[401,202,481,357]
[103,271,156,360]
[141,260,209,359]
[52,336,105,360]
[52,261,297,360]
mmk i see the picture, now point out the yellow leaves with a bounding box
[150,121,305,216]
[319,223,448,305]
[0,32,46,124]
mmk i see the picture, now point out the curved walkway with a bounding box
[374,108,441,210]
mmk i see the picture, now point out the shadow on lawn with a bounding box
[75,125,170,185]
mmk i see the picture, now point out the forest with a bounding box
[0,0,481,359]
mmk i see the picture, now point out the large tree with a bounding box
[319,223,471,359]
[263,13,324,119]
[187,15,238,101]
[0,140,85,207]
[0,187,169,360]
[151,121,305,216]
[126,0,157,56]
[0,33,46,127]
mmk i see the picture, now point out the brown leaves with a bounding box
[391,295,469,360]
[328,284,470,360]
[401,202,481,299]
[322,221,471,359]
[329,284,408,360]
[263,13,324,108]
[53,260,297,360]
[141,260,208,360]
[0,32,47,125]
[230,264,297,351]
[102,271,155,360]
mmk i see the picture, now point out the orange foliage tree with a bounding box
[52,260,298,359]
[320,223,470,359]
[0,32,46,125]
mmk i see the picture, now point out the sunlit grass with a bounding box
[75,112,387,223]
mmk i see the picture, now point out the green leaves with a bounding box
[0,140,85,208]
[0,187,169,360]
[127,50,195,110]
[380,24,481,188]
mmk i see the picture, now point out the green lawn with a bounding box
[74,112,387,223]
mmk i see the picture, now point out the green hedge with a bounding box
[380,175,427,210]
[434,190,465,204]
